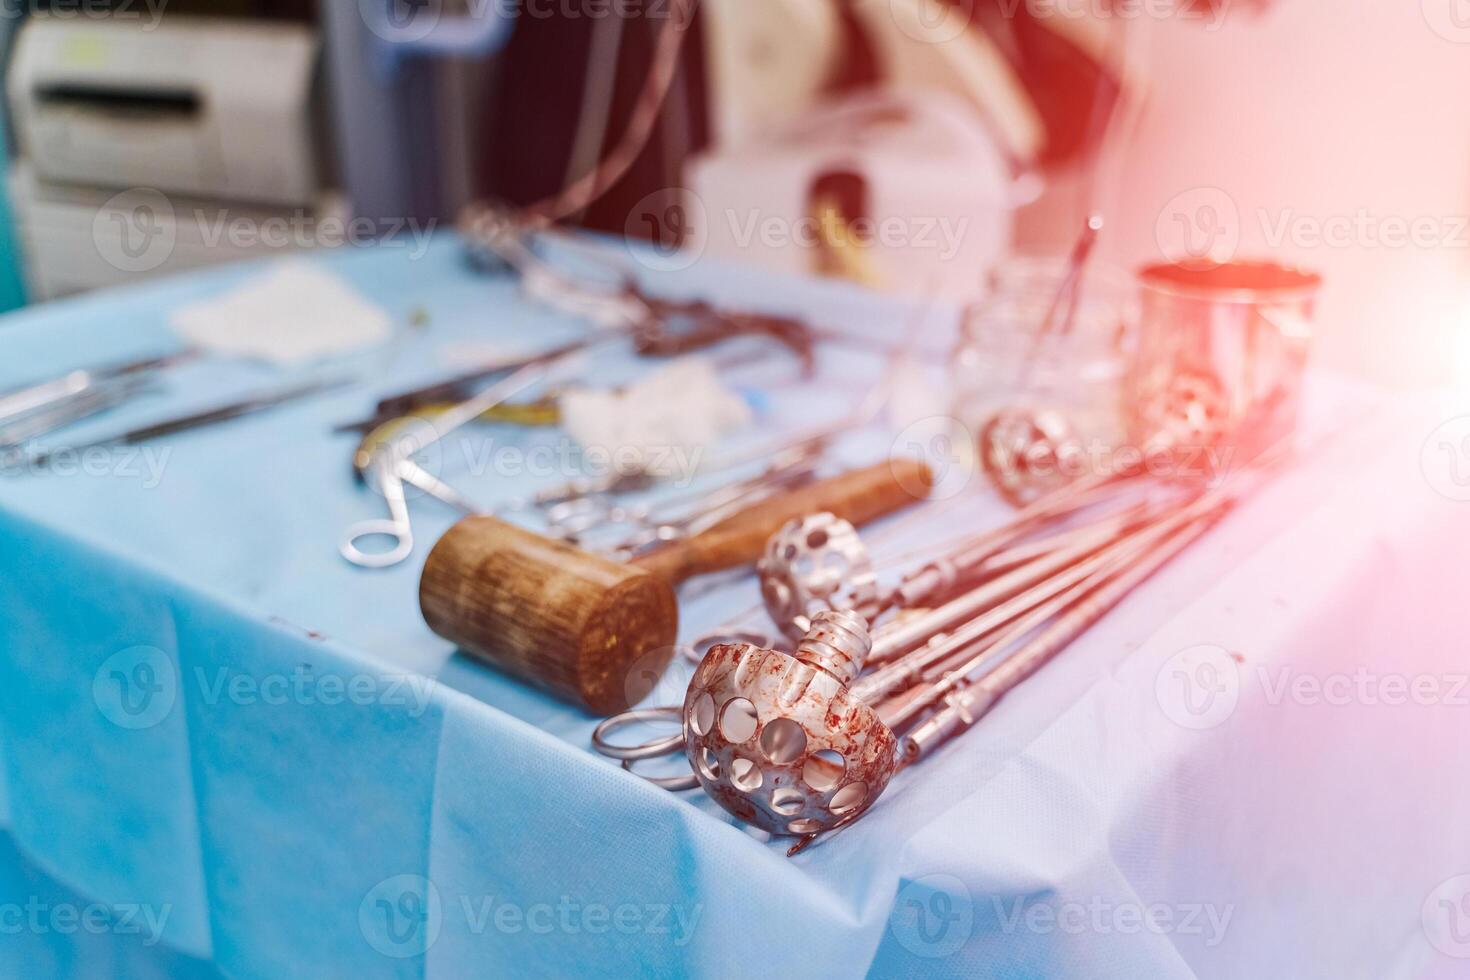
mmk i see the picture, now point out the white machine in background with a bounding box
[6,15,342,300]
[686,89,1029,298]
[691,0,1045,297]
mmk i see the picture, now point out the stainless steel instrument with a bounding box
[0,351,196,463]
[17,375,350,471]
[595,441,1288,853]
[339,357,564,568]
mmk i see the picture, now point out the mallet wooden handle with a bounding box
[419,456,932,715]
[629,457,933,584]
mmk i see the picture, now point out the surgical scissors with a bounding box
[339,347,592,568]
[340,455,479,568]
[552,444,824,557]
[0,351,191,430]
[0,375,156,453]
[590,707,698,791]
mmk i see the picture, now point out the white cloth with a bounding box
[170,261,391,367]
[559,358,752,476]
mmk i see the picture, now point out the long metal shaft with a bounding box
[901,503,1226,762]
[856,513,1155,701]
[879,497,1217,730]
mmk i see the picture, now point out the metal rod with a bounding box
[901,503,1227,762]
[880,499,1215,731]
[861,502,1156,674]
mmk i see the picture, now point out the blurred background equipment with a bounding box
[685,90,1029,297]
[478,0,1124,289]
[6,13,337,299]
[0,0,1128,304]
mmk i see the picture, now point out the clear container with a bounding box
[950,257,1132,451]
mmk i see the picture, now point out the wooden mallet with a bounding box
[420,457,933,714]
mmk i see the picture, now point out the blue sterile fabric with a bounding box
[0,239,1467,979]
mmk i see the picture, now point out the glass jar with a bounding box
[949,257,1133,504]
[951,257,1132,451]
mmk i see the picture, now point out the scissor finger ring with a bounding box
[592,706,685,760]
[620,755,699,792]
[340,518,414,568]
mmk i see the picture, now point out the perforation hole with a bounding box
[730,757,763,792]
[806,528,829,549]
[788,818,822,834]
[771,788,803,815]
[720,698,758,743]
[689,693,715,736]
[803,750,845,792]
[760,718,807,764]
[697,747,720,782]
[830,782,867,817]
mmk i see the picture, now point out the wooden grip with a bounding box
[420,517,678,714]
[629,456,934,585]
[419,457,930,714]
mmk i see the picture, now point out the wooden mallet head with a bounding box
[419,457,933,714]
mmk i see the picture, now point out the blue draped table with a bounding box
[1,238,1468,979]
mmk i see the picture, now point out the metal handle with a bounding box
[341,467,414,568]
[593,706,701,792]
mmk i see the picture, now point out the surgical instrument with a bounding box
[23,376,353,469]
[599,440,1289,852]
[0,350,193,428]
[418,457,933,714]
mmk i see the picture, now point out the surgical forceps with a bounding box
[340,454,480,568]
[462,204,818,373]
[0,352,195,462]
[0,352,188,428]
[339,348,591,568]
[540,433,829,550]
